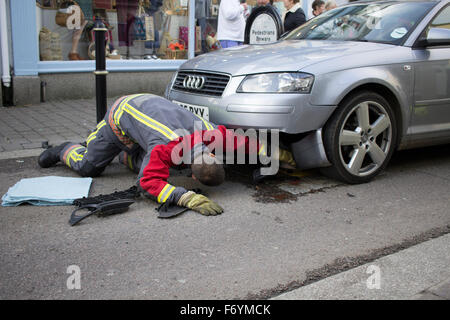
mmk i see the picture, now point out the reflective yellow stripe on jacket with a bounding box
[258,143,267,157]
[114,97,180,141]
[157,184,176,203]
[113,94,213,143]
[114,94,147,136]
[194,114,214,131]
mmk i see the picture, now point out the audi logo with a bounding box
[183,75,206,90]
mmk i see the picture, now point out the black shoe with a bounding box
[38,142,70,168]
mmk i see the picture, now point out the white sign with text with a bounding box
[249,13,278,44]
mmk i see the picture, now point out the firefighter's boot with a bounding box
[38,142,70,168]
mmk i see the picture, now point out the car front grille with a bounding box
[172,71,230,97]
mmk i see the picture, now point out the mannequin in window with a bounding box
[68,0,93,60]
[144,0,164,58]
[116,0,139,48]
[196,0,210,53]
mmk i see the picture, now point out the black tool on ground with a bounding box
[70,186,140,226]
[156,202,190,219]
[72,186,202,222]
[69,199,135,226]
[155,188,202,219]
[72,186,140,206]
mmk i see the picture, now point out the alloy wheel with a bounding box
[338,100,393,177]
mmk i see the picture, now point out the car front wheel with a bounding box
[321,91,397,184]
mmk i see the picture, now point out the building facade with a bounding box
[1,0,336,106]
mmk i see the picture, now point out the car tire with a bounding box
[320,91,398,184]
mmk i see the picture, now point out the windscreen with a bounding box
[283,1,437,45]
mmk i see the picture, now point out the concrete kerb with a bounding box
[0,148,42,160]
[272,233,450,300]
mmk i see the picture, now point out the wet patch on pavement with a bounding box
[225,165,343,204]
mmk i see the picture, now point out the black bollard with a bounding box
[94,20,108,123]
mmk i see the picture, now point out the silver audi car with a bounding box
[165,0,450,184]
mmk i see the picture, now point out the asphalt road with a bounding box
[0,144,449,299]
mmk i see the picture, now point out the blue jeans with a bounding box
[219,40,243,48]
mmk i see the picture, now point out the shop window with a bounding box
[35,0,222,62]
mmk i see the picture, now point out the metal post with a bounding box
[94,20,108,123]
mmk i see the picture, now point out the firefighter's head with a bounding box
[191,153,225,187]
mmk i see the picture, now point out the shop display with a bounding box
[36,0,221,61]
[93,0,113,10]
[166,39,186,59]
[55,2,85,27]
[179,26,202,51]
[133,2,156,41]
[87,24,117,60]
[39,27,63,61]
[206,34,220,50]
[36,0,56,8]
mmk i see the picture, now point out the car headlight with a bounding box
[237,72,314,93]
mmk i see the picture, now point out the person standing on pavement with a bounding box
[282,0,306,33]
[217,0,249,48]
[37,94,297,216]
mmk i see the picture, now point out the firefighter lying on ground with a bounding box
[38,94,296,215]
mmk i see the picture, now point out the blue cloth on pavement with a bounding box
[1,176,92,207]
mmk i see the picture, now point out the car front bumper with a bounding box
[167,75,337,134]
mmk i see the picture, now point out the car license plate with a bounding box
[173,100,210,121]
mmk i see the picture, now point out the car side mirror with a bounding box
[416,27,450,47]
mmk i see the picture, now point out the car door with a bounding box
[411,4,450,142]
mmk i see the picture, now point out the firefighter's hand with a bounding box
[177,191,223,216]
[279,149,297,167]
